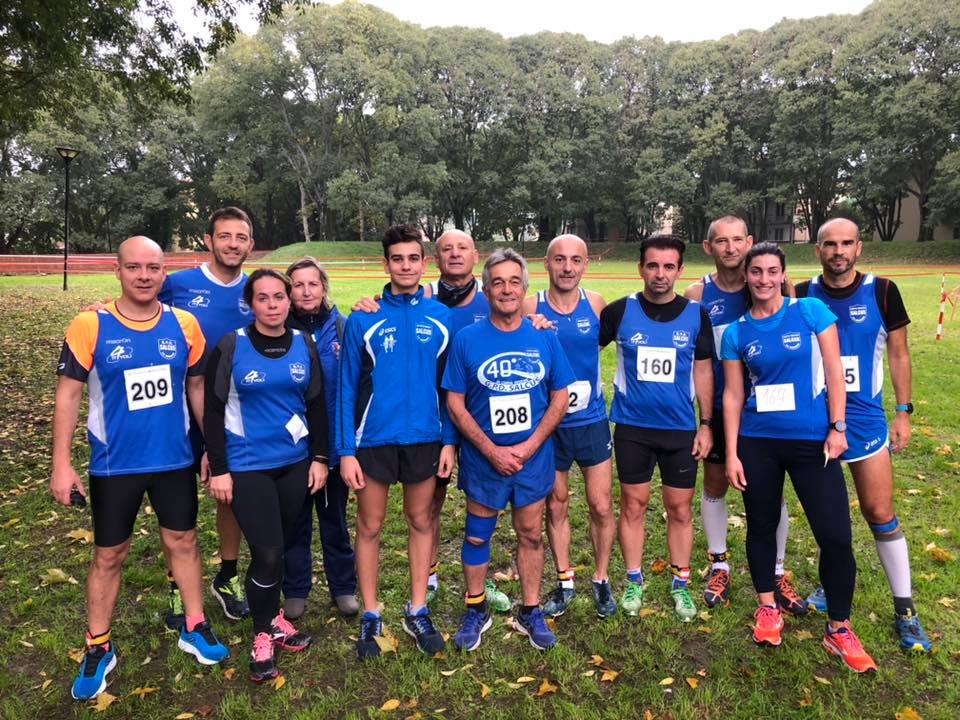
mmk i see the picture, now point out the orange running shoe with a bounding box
[752,605,784,647]
[822,621,878,673]
[774,573,808,617]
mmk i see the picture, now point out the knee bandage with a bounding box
[461,513,498,566]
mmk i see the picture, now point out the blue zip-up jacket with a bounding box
[311,305,345,468]
[336,286,457,455]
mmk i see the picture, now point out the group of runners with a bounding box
[50,207,932,700]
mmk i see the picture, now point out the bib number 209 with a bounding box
[124,365,173,411]
[489,393,532,434]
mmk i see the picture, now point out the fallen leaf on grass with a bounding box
[536,678,558,696]
[934,444,953,456]
[223,667,236,680]
[19,639,33,648]
[66,528,93,544]
[380,699,401,712]
[90,692,118,712]
[685,677,699,689]
[650,559,668,574]
[896,709,923,720]
[590,654,605,666]
[582,670,596,677]
[68,648,85,664]
[934,528,951,537]
[696,668,707,677]
[516,676,535,684]
[639,608,658,618]
[1,517,21,529]
[925,543,956,563]
[480,683,490,698]
[196,706,214,718]
[375,633,399,654]
[813,675,831,686]
[402,699,418,709]
[698,610,711,621]
[920,572,938,582]
[906,489,921,496]
[658,677,674,686]
[140,655,151,666]
[697,626,713,634]
[601,670,619,682]
[493,567,517,582]
[272,675,286,690]
[798,689,813,708]
[129,686,158,698]
[727,515,745,528]
[40,568,76,585]
[795,630,814,641]
[938,597,956,608]
[643,711,655,720]
[174,714,194,720]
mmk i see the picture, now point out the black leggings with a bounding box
[739,436,855,622]
[230,458,310,633]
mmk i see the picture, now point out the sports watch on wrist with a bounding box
[829,420,847,433]
[895,403,914,414]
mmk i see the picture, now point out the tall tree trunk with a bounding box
[299,182,312,244]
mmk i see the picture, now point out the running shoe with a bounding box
[249,632,279,683]
[621,580,645,616]
[211,574,250,620]
[822,621,878,673]
[774,573,808,617]
[752,606,784,647]
[671,587,697,622]
[334,594,360,616]
[542,586,576,617]
[894,610,933,653]
[806,585,828,614]
[592,580,617,618]
[270,610,311,652]
[71,642,118,701]
[402,606,445,656]
[356,612,383,661]
[485,579,512,613]
[453,607,493,651]
[164,585,185,631]
[703,568,730,609]
[515,607,557,650]
[178,621,229,665]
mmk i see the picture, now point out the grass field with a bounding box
[1,252,959,720]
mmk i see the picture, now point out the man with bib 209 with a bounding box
[50,236,228,701]
[444,249,575,652]
[796,218,932,653]
[522,234,616,619]
[599,234,714,622]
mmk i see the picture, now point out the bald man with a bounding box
[522,234,616,618]
[51,237,228,700]
[795,218,932,652]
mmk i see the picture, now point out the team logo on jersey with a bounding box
[289,362,306,383]
[478,351,546,392]
[849,304,868,323]
[472,313,487,324]
[628,332,648,346]
[708,302,724,318]
[745,341,762,360]
[577,318,592,334]
[241,370,266,385]
[106,345,133,363]
[188,294,210,309]
[781,332,802,351]
[238,298,251,315]
[382,333,397,353]
[415,323,434,343]
[672,329,691,348]
[157,338,178,360]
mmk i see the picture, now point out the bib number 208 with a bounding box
[489,393,532,434]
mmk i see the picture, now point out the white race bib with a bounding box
[285,414,309,444]
[841,355,861,393]
[566,380,592,414]
[755,383,796,413]
[636,346,676,383]
[124,364,173,411]
[489,393,532,434]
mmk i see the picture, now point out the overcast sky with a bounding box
[210,0,873,44]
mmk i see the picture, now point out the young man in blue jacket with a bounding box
[337,224,457,660]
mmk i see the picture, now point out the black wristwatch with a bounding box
[699,417,712,426]
[829,420,847,433]
[895,403,914,414]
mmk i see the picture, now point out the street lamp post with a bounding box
[56,146,81,291]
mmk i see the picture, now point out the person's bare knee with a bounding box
[92,544,129,574]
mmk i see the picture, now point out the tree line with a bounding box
[1,0,959,253]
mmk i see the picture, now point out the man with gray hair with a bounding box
[442,248,575,651]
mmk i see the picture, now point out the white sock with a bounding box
[774,501,789,576]
[428,572,439,589]
[875,533,912,600]
[701,492,729,570]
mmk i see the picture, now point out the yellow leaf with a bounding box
[697,626,714,634]
[272,675,286,691]
[404,713,423,720]
[174,714,195,720]
[685,677,699,689]
[140,655,152,666]
[507,682,522,689]
[727,515,745,528]
[129,686,158,698]
[896,709,923,720]
[582,670,596,677]
[795,630,814,641]
[814,675,832,686]
[89,692,118,712]
[601,670,620,683]
[40,568,72,584]
[643,711,655,720]
[659,677,674,686]
[696,668,707,677]
[590,654,605,666]
[907,489,921,496]
[938,597,956,608]
[1,517,21,529]
[66,528,93,544]
[650,559,668,574]
[223,667,236,680]
[516,676,535,684]
[638,607,658,618]
[698,610,711,621]
[40,679,52,691]
[925,544,956,563]
[480,683,490,699]
[799,696,813,708]
[537,678,558,696]
[19,639,33,648]
[68,647,85,664]
[403,699,418,709]
[545,617,557,632]
[440,669,457,677]
[380,699,401,712]
[934,528,951,537]
[375,634,399,654]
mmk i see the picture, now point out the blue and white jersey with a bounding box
[309,306,344,467]
[429,279,489,336]
[806,274,887,421]
[224,328,313,472]
[535,289,606,428]
[721,297,837,441]
[336,287,456,455]
[610,296,703,431]
[160,263,250,348]
[700,274,749,412]
[442,318,575,485]
[87,306,193,476]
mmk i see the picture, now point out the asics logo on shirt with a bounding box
[107,345,133,363]
[241,370,266,385]
[188,295,210,308]
[478,351,546,392]
[849,304,868,323]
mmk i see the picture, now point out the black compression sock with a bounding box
[219,559,238,580]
